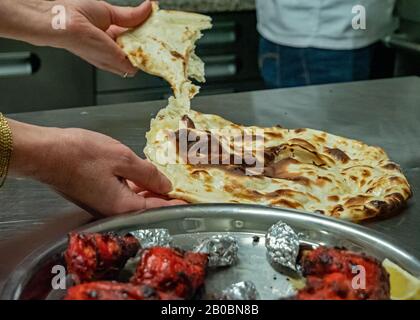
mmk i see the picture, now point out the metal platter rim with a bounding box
[2,203,419,300]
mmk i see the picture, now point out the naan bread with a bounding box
[117,2,212,102]
[120,4,411,222]
[144,99,412,222]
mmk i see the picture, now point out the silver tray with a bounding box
[2,204,420,300]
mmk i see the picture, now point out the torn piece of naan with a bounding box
[117,2,212,103]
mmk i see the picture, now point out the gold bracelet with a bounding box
[0,113,13,187]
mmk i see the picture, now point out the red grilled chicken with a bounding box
[131,247,208,299]
[64,232,140,283]
[296,247,390,300]
[64,281,166,300]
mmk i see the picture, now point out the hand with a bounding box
[0,0,150,76]
[54,0,152,76]
[8,119,185,216]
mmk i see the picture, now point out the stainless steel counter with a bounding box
[1,77,420,290]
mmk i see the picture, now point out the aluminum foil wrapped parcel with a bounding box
[218,281,260,300]
[265,221,300,271]
[194,234,239,267]
[130,229,173,248]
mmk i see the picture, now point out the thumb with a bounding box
[106,0,152,28]
[115,155,173,195]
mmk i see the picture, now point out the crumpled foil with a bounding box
[218,281,260,300]
[130,229,172,248]
[265,221,300,271]
[193,234,239,267]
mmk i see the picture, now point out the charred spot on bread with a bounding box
[324,147,351,164]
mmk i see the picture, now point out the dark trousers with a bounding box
[259,36,377,89]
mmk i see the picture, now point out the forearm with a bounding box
[7,118,60,182]
[3,116,180,215]
[0,0,59,46]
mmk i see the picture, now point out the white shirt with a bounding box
[256,0,398,49]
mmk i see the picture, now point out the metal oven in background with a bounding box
[96,10,264,105]
[384,0,420,77]
[0,40,95,114]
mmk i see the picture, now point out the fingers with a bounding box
[106,25,128,40]
[101,37,137,75]
[168,199,189,205]
[137,190,171,200]
[116,155,172,195]
[110,188,185,216]
[105,0,152,28]
[134,159,173,195]
[143,197,187,209]
[126,180,144,193]
[127,182,188,205]
[82,32,137,76]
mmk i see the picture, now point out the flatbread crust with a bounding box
[144,99,412,222]
[120,3,411,222]
[117,2,212,102]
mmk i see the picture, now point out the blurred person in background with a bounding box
[256,0,398,88]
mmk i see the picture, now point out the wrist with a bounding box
[0,0,66,47]
[0,114,13,187]
[8,119,63,182]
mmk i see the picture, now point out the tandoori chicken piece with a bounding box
[296,247,390,300]
[64,281,168,300]
[131,247,208,299]
[64,232,140,283]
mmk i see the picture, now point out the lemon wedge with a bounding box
[288,277,306,290]
[383,259,420,300]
